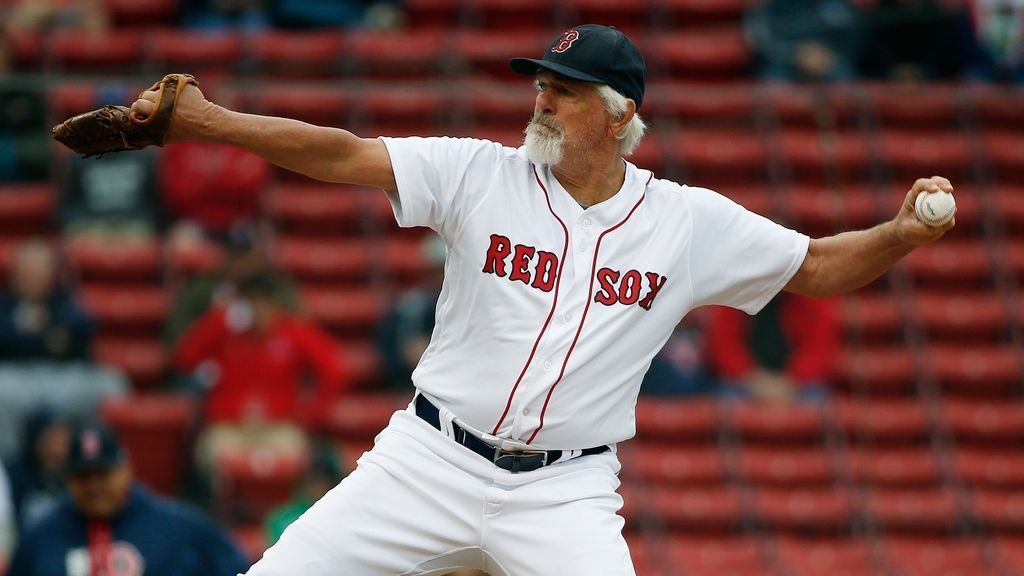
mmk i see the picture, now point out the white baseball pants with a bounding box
[242,403,635,575]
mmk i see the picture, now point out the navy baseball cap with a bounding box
[510,24,646,108]
[66,424,125,474]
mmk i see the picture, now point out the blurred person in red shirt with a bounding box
[175,271,349,471]
[705,292,840,404]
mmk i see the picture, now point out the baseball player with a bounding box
[125,24,954,576]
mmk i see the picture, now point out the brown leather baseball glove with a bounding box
[51,73,197,158]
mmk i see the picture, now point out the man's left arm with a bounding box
[785,176,955,297]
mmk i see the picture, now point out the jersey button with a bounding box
[543,360,552,371]
[522,408,530,416]
[582,218,592,227]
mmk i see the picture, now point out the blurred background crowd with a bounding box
[0,0,1021,575]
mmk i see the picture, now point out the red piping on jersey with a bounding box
[490,165,571,436]
[526,175,651,444]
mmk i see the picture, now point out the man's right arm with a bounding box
[130,81,397,193]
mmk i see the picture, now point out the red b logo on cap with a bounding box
[552,29,579,53]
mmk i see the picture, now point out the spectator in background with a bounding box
[859,0,978,81]
[705,292,840,404]
[376,235,446,390]
[165,222,297,346]
[746,0,865,82]
[263,445,343,546]
[61,149,160,244]
[0,240,125,459]
[4,408,71,536]
[7,0,109,34]
[175,271,349,474]
[969,0,1024,83]
[270,0,403,29]
[641,312,711,396]
[0,77,49,182]
[0,459,13,565]
[8,423,251,576]
[179,0,270,29]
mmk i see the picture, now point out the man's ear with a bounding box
[610,99,636,139]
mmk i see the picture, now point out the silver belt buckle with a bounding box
[493,447,549,471]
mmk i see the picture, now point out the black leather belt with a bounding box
[415,394,609,473]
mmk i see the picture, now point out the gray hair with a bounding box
[596,84,647,156]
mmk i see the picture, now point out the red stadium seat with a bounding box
[970,85,1024,130]
[247,31,344,78]
[738,446,834,487]
[775,537,876,576]
[253,84,348,127]
[453,30,548,80]
[214,450,308,522]
[101,394,197,495]
[753,486,853,532]
[867,83,962,128]
[763,84,860,129]
[836,397,930,445]
[647,29,750,80]
[903,239,992,287]
[644,83,755,126]
[914,292,1008,341]
[103,0,178,26]
[264,184,365,237]
[882,537,991,576]
[460,0,554,29]
[955,448,1024,491]
[972,489,1024,533]
[847,447,941,488]
[836,345,916,395]
[94,336,168,389]
[840,292,904,342]
[926,344,1023,397]
[634,396,718,443]
[403,0,460,29]
[629,134,666,174]
[721,185,774,216]
[80,284,169,334]
[8,29,42,70]
[993,185,1024,235]
[724,402,826,444]
[994,537,1024,575]
[339,339,382,388]
[0,183,55,235]
[661,0,748,27]
[983,130,1024,182]
[148,29,243,73]
[346,29,447,79]
[563,0,651,32]
[49,29,143,72]
[355,85,446,135]
[321,392,406,441]
[664,536,768,576]
[276,237,372,284]
[460,82,534,128]
[165,237,223,277]
[866,487,961,533]
[46,82,102,120]
[777,130,871,184]
[943,399,1024,445]
[303,286,388,335]
[879,130,971,180]
[619,444,725,487]
[65,237,162,283]
[786,185,878,234]
[382,236,435,284]
[652,485,744,531]
[676,129,767,187]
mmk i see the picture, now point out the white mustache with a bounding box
[529,117,563,135]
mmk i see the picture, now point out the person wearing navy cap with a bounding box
[7,424,249,576]
[124,21,955,575]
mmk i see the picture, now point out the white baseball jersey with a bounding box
[382,136,809,450]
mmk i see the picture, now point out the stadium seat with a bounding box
[651,485,745,531]
[878,130,972,181]
[354,85,446,135]
[753,486,853,533]
[345,29,448,79]
[664,535,768,576]
[321,392,406,441]
[231,524,267,564]
[403,0,461,29]
[339,339,383,389]
[763,84,860,129]
[563,0,652,32]
[46,82,102,120]
[65,237,162,283]
[676,129,767,187]
[165,237,223,277]
[738,445,835,487]
[8,29,42,71]
[647,29,750,80]
[214,450,308,522]
[103,0,178,26]
[954,448,1024,491]
[777,130,871,184]
[276,237,372,284]
[882,537,991,576]
[453,30,548,80]
[993,184,1024,236]
[148,29,243,73]
[0,183,55,235]
[725,402,826,444]
[835,345,917,395]
[302,286,388,336]
[836,397,931,445]
[785,185,878,235]
[460,0,554,29]
[775,537,876,576]
[993,537,1024,575]
[101,393,197,494]
[253,84,348,127]
[971,489,1024,533]
[49,29,143,72]
[969,85,1024,130]
[661,0,748,27]
[866,487,961,534]
[982,130,1024,182]
[721,185,774,216]
[80,284,169,335]
[644,83,755,127]
[903,239,992,288]
[927,344,1022,397]
[382,236,435,285]
[943,399,1024,445]
[840,291,905,342]
[914,292,1008,341]
[867,83,962,128]
[629,134,666,174]
[460,82,534,129]
[634,396,718,443]
[94,336,168,389]
[264,183,365,237]
[847,447,942,488]
[247,31,344,78]
[619,444,725,487]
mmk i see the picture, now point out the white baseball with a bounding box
[914,190,956,227]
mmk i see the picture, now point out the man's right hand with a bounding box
[130,75,212,143]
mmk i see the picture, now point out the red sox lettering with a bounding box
[481,233,668,310]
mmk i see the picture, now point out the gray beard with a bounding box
[523,121,564,166]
